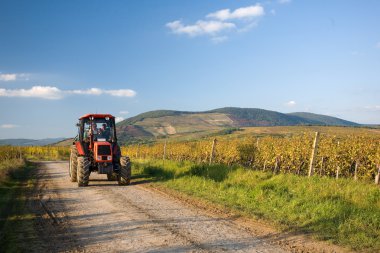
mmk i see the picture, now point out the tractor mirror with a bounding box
[76,123,80,127]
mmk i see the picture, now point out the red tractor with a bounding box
[69,114,131,187]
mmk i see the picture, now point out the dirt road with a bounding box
[32,162,343,253]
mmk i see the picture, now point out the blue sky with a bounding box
[0,0,379,139]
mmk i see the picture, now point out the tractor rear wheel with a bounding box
[69,145,78,182]
[118,156,131,185]
[77,156,90,187]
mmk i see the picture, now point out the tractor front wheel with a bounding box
[69,145,78,182]
[77,156,90,187]
[118,156,131,185]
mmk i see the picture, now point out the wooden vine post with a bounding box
[162,139,167,165]
[308,132,319,177]
[336,166,340,179]
[209,138,217,165]
[354,160,359,181]
[375,164,380,185]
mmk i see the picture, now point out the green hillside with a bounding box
[0,138,66,146]
[288,112,359,126]
[118,110,196,126]
[208,107,312,126]
[115,107,360,144]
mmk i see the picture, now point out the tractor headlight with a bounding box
[107,156,112,161]
[97,156,102,160]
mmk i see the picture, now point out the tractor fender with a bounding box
[75,141,86,156]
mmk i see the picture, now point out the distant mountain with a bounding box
[0,138,66,146]
[0,109,361,147]
[115,107,360,144]
[288,112,359,127]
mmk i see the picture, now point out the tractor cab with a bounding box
[69,114,131,187]
[78,114,116,143]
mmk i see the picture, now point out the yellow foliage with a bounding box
[122,133,380,180]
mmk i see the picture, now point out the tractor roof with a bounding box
[79,114,115,120]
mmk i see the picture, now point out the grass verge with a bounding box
[133,159,380,252]
[0,159,42,253]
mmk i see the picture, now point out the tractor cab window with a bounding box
[82,121,91,142]
[81,117,115,142]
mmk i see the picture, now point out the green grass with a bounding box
[0,159,43,252]
[133,159,380,252]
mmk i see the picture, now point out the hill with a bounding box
[116,107,359,144]
[288,112,358,127]
[0,138,66,146]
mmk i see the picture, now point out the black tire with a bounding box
[107,173,117,181]
[69,145,78,182]
[77,156,90,187]
[118,156,131,185]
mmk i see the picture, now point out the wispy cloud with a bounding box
[69,88,103,95]
[376,42,380,48]
[166,20,235,37]
[0,86,136,100]
[105,89,136,97]
[1,124,19,129]
[278,0,292,4]
[0,74,17,81]
[285,100,296,107]
[115,117,124,123]
[0,73,29,82]
[119,111,129,115]
[206,4,264,21]
[0,86,63,99]
[166,4,265,42]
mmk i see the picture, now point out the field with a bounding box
[132,159,380,251]
[123,126,380,181]
[0,148,42,252]
[122,126,380,250]
[1,125,380,251]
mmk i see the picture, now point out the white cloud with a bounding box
[119,111,129,115]
[115,117,124,123]
[1,124,19,129]
[166,20,235,37]
[105,89,136,97]
[0,73,29,81]
[0,74,17,81]
[206,4,265,21]
[285,100,296,107]
[0,86,137,100]
[278,0,292,4]
[69,88,103,95]
[166,4,265,42]
[0,86,63,99]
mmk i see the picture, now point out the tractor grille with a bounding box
[98,145,111,156]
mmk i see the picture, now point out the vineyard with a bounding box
[123,132,380,181]
[0,146,70,161]
[1,129,379,181]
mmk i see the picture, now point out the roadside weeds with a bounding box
[0,160,44,253]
